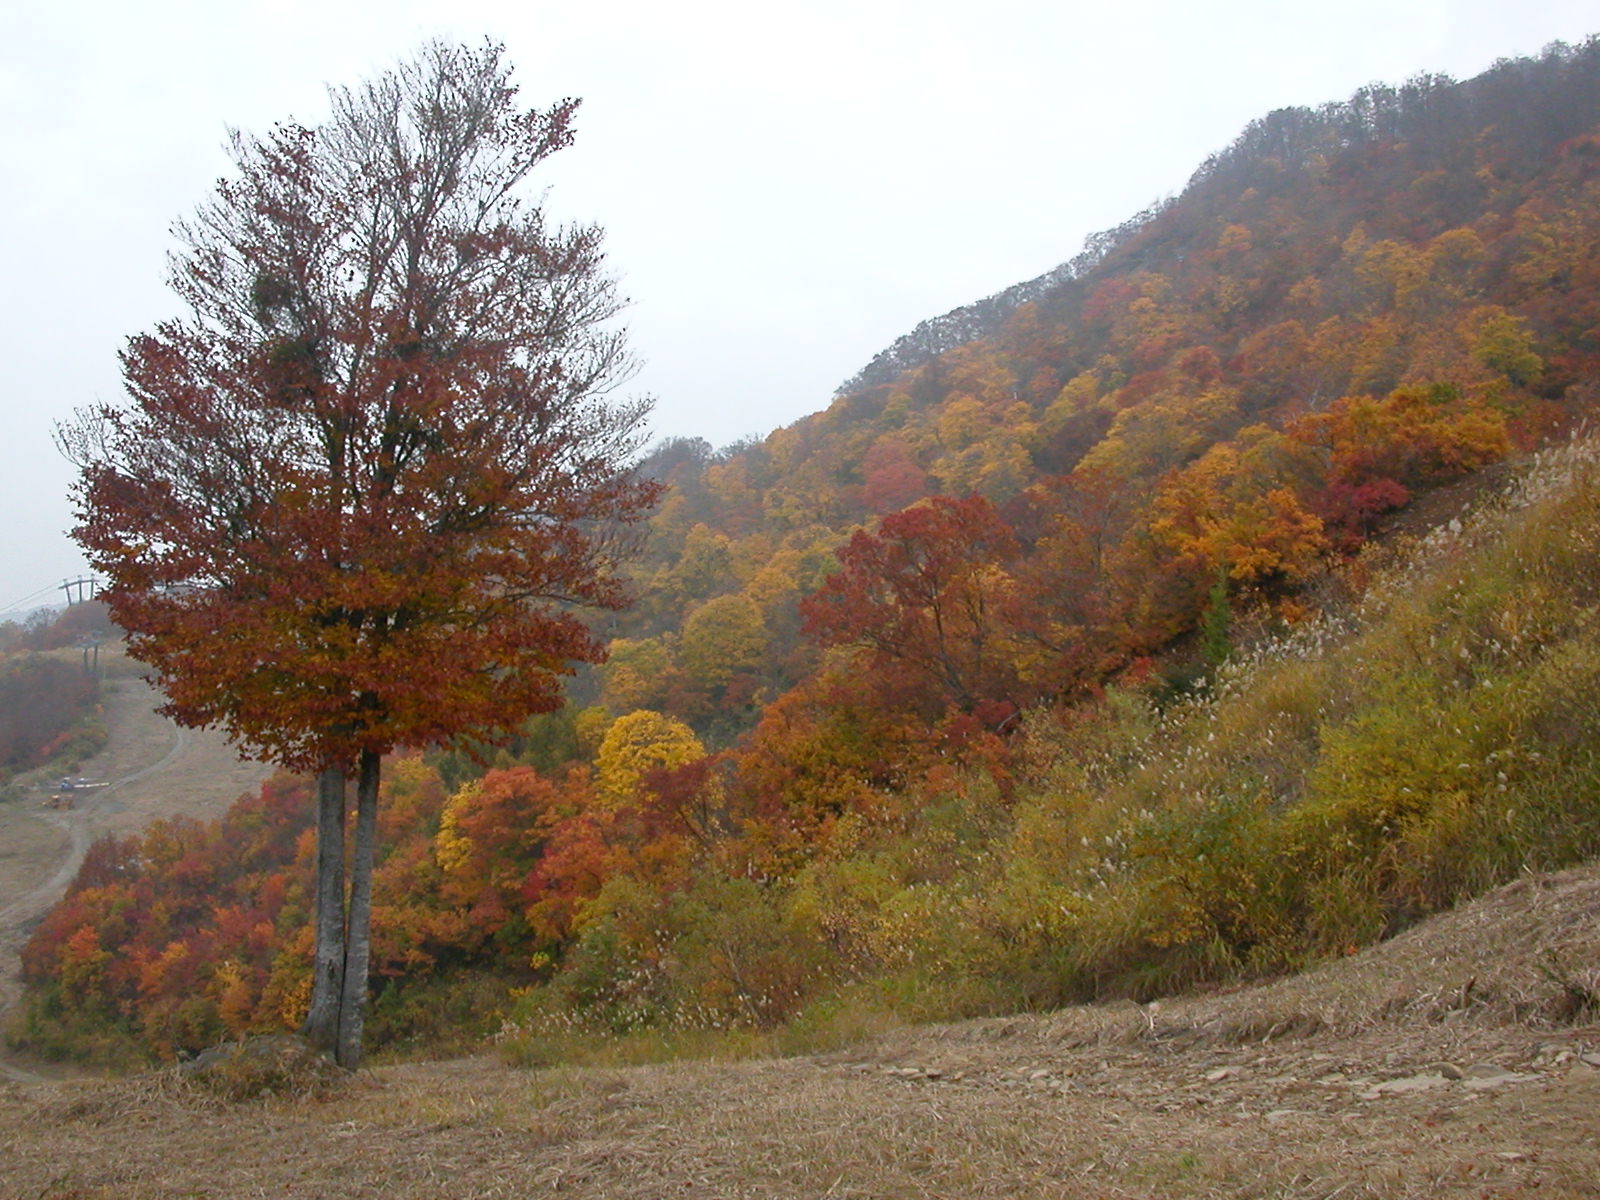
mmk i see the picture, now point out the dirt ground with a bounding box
[3,865,1600,1198]
[0,817,66,916]
[63,648,272,836]
[0,646,271,1083]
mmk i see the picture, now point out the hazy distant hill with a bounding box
[839,37,1600,396]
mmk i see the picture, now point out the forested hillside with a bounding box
[606,38,1600,743]
[14,38,1600,1066]
[0,604,112,787]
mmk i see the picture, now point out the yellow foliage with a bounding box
[1469,306,1544,387]
[680,595,767,689]
[573,705,611,760]
[434,781,478,876]
[595,710,704,807]
[600,637,675,713]
[213,960,255,1036]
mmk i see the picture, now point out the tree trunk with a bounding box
[335,749,380,1070]
[301,766,347,1055]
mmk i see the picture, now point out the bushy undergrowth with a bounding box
[499,437,1600,1054]
[363,972,520,1062]
[954,437,1600,1003]
[4,982,157,1071]
[178,1034,345,1102]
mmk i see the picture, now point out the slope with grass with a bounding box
[483,434,1600,1043]
[3,862,1600,1199]
[14,433,1600,1070]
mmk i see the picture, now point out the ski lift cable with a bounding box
[1,578,92,617]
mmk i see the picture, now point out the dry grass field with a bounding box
[0,815,67,918]
[4,863,1600,1199]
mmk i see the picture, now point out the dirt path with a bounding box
[0,650,271,1082]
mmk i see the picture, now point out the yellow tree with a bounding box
[680,595,768,693]
[599,637,676,714]
[595,710,705,808]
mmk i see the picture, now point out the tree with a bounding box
[59,41,659,1067]
[594,710,705,808]
[679,594,767,694]
[800,495,1024,718]
[598,636,676,714]
[433,766,580,956]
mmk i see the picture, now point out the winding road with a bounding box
[0,665,270,1082]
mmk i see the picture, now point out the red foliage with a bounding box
[1315,477,1412,546]
[860,437,931,515]
[1290,383,1510,543]
[436,766,586,946]
[801,495,1024,715]
[21,773,318,1053]
[65,46,660,778]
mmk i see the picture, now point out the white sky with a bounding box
[2,0,1595,614]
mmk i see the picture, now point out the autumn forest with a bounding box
[11,38,1600,1066]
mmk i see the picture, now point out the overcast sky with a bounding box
[2,0,1595,614]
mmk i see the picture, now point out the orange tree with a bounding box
[58,42,658,1067]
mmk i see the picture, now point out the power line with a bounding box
[60,576,101,605]
[0,576,102,617]
[0,581,65,617]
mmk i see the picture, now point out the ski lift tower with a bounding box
[60,576,101,606]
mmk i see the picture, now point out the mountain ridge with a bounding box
[835,37,1600,399]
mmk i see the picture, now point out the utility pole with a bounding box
[80,634,103,676]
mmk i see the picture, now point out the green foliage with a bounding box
[1199,566,1232,667]
[3,980,154,1071]
[364,972,517,1060]
[427,708,584,792]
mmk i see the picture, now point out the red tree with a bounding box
[800,494,1024,718]
[60,42,658,1067]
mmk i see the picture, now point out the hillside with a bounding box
[607,37,1600,739]
[0,644,270,1081]
[12,36,1600,1073]
[4,862,1600,1198]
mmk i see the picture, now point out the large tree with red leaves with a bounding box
[59,41,658,1067]
[800,494,1025,719]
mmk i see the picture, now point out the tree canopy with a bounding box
[64,40,657,772]
[59,40,658,1065]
